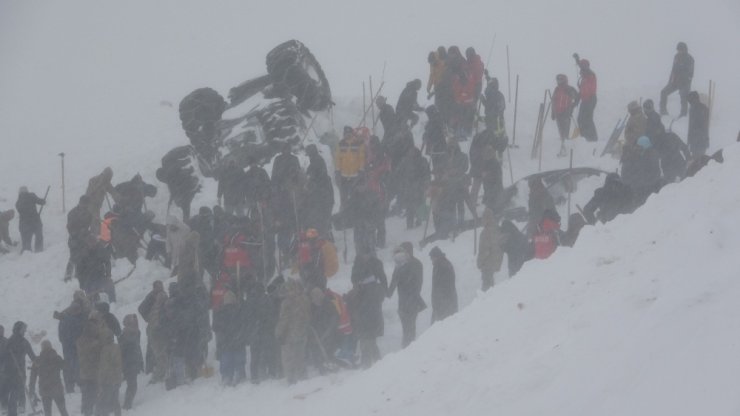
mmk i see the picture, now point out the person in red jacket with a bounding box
[465,47,485,135]
[573,54,598,142]
[551,74,580,141]
[533,209,561,259]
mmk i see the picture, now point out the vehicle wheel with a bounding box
[178,88,227,161]
[266,40,332,112]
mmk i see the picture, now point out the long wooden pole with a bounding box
[511,74,519,147]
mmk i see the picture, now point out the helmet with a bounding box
[556,74,567,84]
[637,136,652,149]
[305,228,319,239]
[579,59,590,69]
[677,42,688,52]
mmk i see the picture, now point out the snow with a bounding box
[1,0,740,415]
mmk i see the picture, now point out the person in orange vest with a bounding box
[335,126,366,209]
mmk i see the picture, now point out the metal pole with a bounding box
[511,74,519,147]
[567,149,573,228]
[506,44,511,103]
[369,76,376,134]
[361,81,367,127]
[59,152,66,213]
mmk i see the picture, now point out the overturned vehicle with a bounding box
[158,40,332,216]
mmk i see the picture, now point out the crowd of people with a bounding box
[0,41,726,416]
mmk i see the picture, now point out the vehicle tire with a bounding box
[179,88,227,161]
[266,40,332,112]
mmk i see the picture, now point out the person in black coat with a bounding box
[119,315,143,410]
[307,287,339,374]
[243,157,271,211]
[422,105,447,171]
[94,302,121,338]
[217,160,247,217]
[53,291,90,393]
[388,242,426,348]
[348,250,387,368]
[303,145,334,235]
[687,91,709,158]
[3,322,37,416]
[187,206,218,280]
[243,280,279,383]
[582,173,634,225]
[0,325,7,410]
[621,137,662,208]
[15,187,45,253]
[482,77,506,133]
[660,42,694,117]
[499,221,533,276]
[375,96,397,146]
[212,290,247,386]
[395,146,430,229]
[396,79,424,128]
[156,146,201,221]
[428,247,457,323]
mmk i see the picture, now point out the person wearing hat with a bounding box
[29,340,69,416]
[660,42,694,117]
[388,242,426,347]
[572,53,598,141]
[15,186,45,253]
[624,100,647,148]
[335,126,366,210]
[687,91,710,158]
[429,247,458,322]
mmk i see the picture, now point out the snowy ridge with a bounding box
[127,148,739,416]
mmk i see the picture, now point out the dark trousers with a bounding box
[61,343,79,393]
[41,394,68,416]
[6,381,24,416]
[555,114,572,140]
[399,311,418,348]
[577,97,598,142]
[122,374,137,409]
[481,269,495,291]
[95,383,120,416]
[19,220,43,252]
[79,380,97,416]
[660,81,690,116]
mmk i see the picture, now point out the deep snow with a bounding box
[1,0,739,415]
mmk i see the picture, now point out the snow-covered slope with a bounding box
[132,145,740,416]
[2,1,740,415]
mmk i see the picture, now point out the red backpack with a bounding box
[533,218,560,259]
[222,231,252,269]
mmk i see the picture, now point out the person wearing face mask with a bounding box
[387,242,426,348]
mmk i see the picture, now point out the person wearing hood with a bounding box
[165,215,191,276]
[624,101,647,148]
[15,186,45,253]
[0,209,16,253]
[275,279,311,384]
[396,79,424,128]
[85,167,119,234]
[77,315,104,416]
[660,42,694,117]
[376,95,397,146]
[348,249,387,368]
[526,177,556,237]
[429,247,457,322]
[137,281,168,384]
[29,340,68,416]
[482,77,507,135]
[582,173,634,225]
[388,242,425,348]
[119,315,142,410]
[4,321,37,416]
[573,54,598,141]
[304,144,335,235]
[477,209,506,291]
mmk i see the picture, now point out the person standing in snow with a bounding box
[76,316,103,416]
[165,215,191,276]
[551,74,579,141]
[217,160,247,217]
[303,144,334,235]
[573,54,598,141]
[395,146,431,229]
[53,290,90,393]
[376,95,397,147]
[15,187,45,253]
[0,209,16,254]
[687,91,710,158]
[482,77,506,136]
[275,279,311,384]
[85,167,119,234]
[29,340,69,416]
[660,42,694,117]
[95,328,122,416]
[429,247,458,322]
[624,101,647,148]
[119,315,142,410]
[348,249,387,368]
[3,321,37,416]
[388,242,425,348]
[396,79,424,128]
[477,209,506,291]
[137,281,168,384]
[66,196,95,280]
[335,126,366,210]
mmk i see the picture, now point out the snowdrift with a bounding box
[122,147,740,416]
